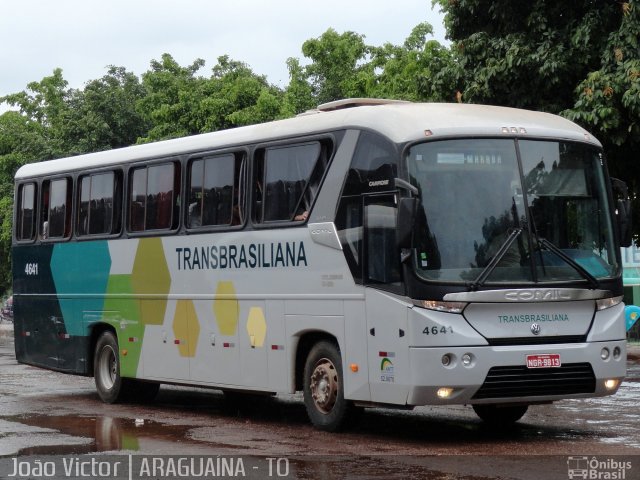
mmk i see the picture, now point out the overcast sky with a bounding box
[0,0,446,103]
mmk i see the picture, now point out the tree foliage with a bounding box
[368,23,460,102]
[62,66,149,153]
[299,24,457,104]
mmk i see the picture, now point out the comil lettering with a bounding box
[504,289,572,301]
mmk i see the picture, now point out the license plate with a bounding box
[526,354,561,369]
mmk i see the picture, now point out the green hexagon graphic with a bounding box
[131,237,171,325]
[104,273,143,378]
[214,281,239,336]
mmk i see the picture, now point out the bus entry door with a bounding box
[366,290,410,405]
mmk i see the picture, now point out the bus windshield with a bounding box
[407,138,618,285]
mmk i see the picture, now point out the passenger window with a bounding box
[16,183,37,241]
[78,171,122,236]
[41,178,72,240]
[129,162,180,232]
[343,131,398,196]
[336,132,398,284]
[254,141,328,223]
[187,153,244,228]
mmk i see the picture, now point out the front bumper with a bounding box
[406,340,626,405]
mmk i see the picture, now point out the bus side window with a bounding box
[187,153,242,229]
[41,178,72,240]
[336,131,399,286]
[77,171,121,237]
[129,162,180,233]
[16,182,37,241]
[254,141,328,224]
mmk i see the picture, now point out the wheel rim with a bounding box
[309,357,338,414]
[98,345,117,391]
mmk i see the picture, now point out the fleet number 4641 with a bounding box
[24,263,39,275]
[423,325,454,335]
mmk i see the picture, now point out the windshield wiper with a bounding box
[469,228,522,291]
[537,238,600,289]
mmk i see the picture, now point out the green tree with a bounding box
[136,53,208,142]
[280,58,316,117]
[435,0,620,111]
[562,2,640,187]
[292,25,458,109]
[0,111,52,292]
[1,68,71,157]
[301,28,371,104]
[203,55,284,130]
[60,66,150,153]
[369,22,459,102]
[137,54,285,141]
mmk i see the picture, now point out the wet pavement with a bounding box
[0,322,639,479]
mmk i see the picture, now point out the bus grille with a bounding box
[487,335,587,346]
[472,363,596,400]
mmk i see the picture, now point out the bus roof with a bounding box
[15,101,600,180]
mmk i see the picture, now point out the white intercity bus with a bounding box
[12,99,632,431]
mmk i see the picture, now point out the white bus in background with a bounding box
[12,98,631,431]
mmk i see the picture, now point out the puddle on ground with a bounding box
[1,414,193,456]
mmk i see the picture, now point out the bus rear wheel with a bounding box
[94,331,160,404]
[94,331,125,403]
[472,404,529,425]
[303,340,357,432]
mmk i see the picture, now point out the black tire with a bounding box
[472,404,529,425]
[303,340,357,432]
[94,330,125,403]
[94,331,160,404]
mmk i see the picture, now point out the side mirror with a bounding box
[611,178,633,248]
[397,197,417,250]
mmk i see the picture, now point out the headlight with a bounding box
[596,296,623,311]
[415,300,467,314]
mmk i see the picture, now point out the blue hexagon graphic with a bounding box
[50,241,112,336]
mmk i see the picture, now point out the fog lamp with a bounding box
[441,354,451,367]
[462,353,473,366]
[604,379,620,391]
[601,348,610,360]
[613,347,621,360]
[437,387,454,399]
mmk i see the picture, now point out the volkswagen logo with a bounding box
[531,323,541,335]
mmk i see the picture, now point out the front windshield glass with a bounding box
[407,139,618,284]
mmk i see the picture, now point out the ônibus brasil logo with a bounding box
[567,456,632,479]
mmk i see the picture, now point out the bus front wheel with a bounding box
[303,340,357,432]
[472,404,529,425]
[94,331,126,403]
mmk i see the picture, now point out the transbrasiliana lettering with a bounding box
[498,313,570,323]
[176,242,307,271]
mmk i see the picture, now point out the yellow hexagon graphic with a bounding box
[132,238,171,325]
[173,299,200,357]
[246,307,267,348]
[214,281,239,336]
